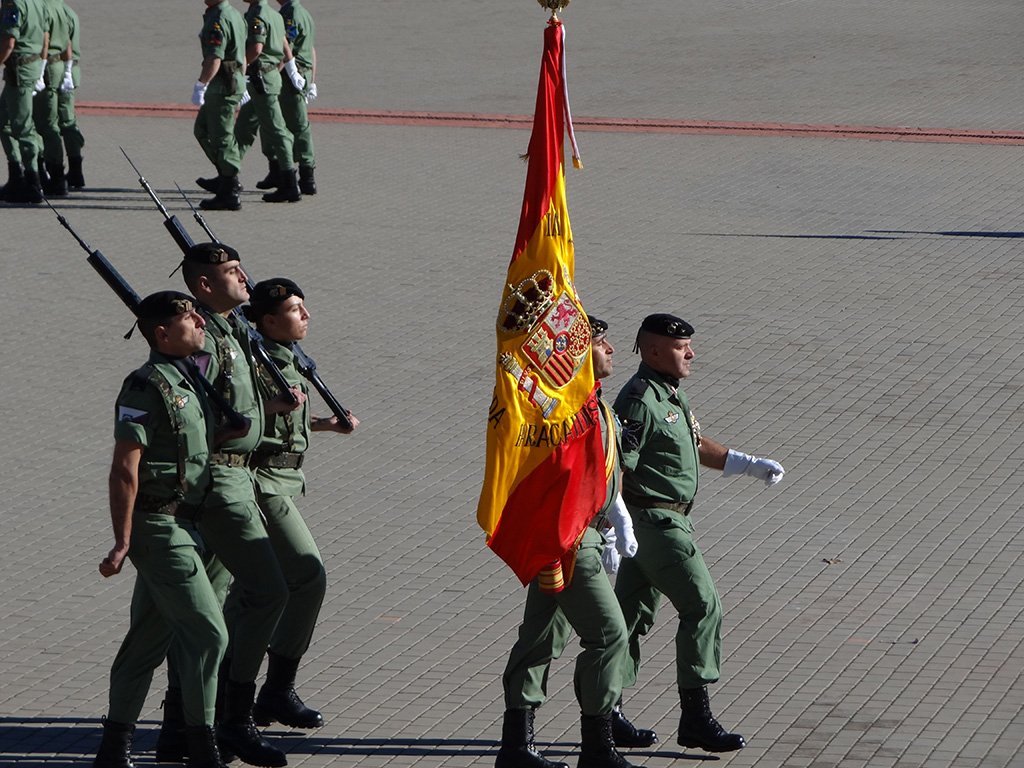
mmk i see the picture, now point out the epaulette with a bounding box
[625,377,651,399]
[127,365,154,392]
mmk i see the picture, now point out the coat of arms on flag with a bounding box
[476,11,606,589]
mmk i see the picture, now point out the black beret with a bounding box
[639,313,694,339]
[183,242,240,265]
[244,278,305,320]
[588,316,609,339]
[136,291,196,321]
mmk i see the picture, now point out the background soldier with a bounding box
[0,0,48,203]
[193,0,247,211]
[232,0,306,203]
[56,0,83,187]
[32,0,71,196]
[242,279,357,729]
[92,292,236,768]
[254,0,316,196]
[612,313,785,754]
[496,317,651,768]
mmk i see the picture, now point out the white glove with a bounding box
[192,80,207,106]
[304,82,318,104]
[283,58,306,91]
[608,494,638,558]
[239,90,251,106]
[60,62,74,92]
[601,527,622,574]
[33,61,46,93]
[723,449,784,487]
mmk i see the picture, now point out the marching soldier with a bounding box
[56,0,83,187]
[254,0,316,195]
[496,318,653,768]
[242,279,357,729]
[193,0,247,211]
[0,0,48,203]
[232,0,306,203]
[32,0,71,196]
[92,292,241,768]
[613,313,785,754]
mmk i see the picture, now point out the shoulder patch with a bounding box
[284,17,297,40]
[2,7,18,26]
[620,419,644,452]
[250,17,267,36]
[118,405,150,425]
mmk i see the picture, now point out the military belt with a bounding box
[249,451,304,470]
[209,451,251,468]
[134,495,200,521]
[259,61,278,74]
[621,490,693,516]
[589,513,610,530]
[13,54,41,65]
[221,60,242,74]
[46,54,62,64]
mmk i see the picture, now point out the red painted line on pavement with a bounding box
[75,101,1024,146]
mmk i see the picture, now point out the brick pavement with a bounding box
[2,2,1024,768]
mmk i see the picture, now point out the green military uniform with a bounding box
[194,0,246,178]
[0,0,47,198]
[244,337,326,665]
[191,308,290,685]
[613,360,723,693]
[56,1,83,185]
[502,390,627,717]
[234,1,294,172]
[258,0,314,172]
[31,0,69,183]
[106,351,228,729]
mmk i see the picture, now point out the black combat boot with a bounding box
[43,160,69,196]
[252,651,323,729]
[199,175,242,211]
[255,161,282,190]
[37,158,50,184]
[67,156,85,188]
[297,165,316,195]
[185,725,229,768]
[495,709,569,768]
[261,166,300,203]
[216,679,287,768]
[1,161,25,202]
[155,686,188,762]
[578,714,635,768]
[21,167,44,203]
[676,687,744,753]
[610,700,657,748]
[92,719,135,768]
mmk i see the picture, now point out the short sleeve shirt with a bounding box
[280,0,314,70]
[40,0,69,57]
[614,361,700,504]
[2,0,48,80]
[113,352,213,506]
[245,0,286,65]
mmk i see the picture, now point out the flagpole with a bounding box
[536,0,570,20]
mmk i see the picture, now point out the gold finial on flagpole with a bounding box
[537,0,570,19]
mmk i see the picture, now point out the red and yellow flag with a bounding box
[477,17,605,587]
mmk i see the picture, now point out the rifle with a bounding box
[120,150,301,410]
[46,198,249,432]
[175,183,354,430]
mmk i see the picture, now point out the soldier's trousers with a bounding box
[57,78,85,159]
[258,76,314,168]
[0,81,40,167]
[107,515,228,727]
[32,62,64,165]
[235,91,294,170]
[614,505,722,693]
[194,89,243,177]
[502,527,627,716]
[198,497,290,683]
[242,491,326,661]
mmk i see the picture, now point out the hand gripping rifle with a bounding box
[174,183,354,430]
[46,198,250,431]
[120,149,301,411]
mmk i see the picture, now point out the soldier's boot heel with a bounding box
[298,166,316,195]
[255,161,282,190]
[261,167,301,203]
[610,703,657,748]
[252,651,323,729]
[1,162,25,203]
[216,680,287,768]
[578,714,635,768]
[67,156,85,188]
[43,161,69,196]
[199,176,242,212]
[185,725,228,768]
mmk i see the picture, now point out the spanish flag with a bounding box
[477,16,605,588]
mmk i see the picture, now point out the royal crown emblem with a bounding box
[498,270,555,334]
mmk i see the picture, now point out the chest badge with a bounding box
[174,395,190,409]
[664,411,680,424]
